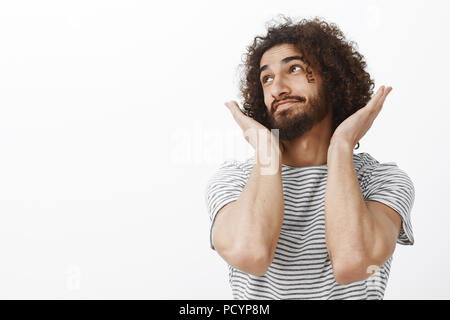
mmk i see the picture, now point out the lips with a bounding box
[274,100,300,111]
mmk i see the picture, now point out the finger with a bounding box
[224,100,246,128]
[371,86,391,118]
[369,86,392,124]
[225,100,240,112]
[368,86,388,116]
[369,86,385,109]
[359,86,385,126]
[225,100,244,118]
[377,86,392,110]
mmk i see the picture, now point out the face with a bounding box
[259,43,331,140]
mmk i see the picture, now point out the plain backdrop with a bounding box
[0,0,449,299]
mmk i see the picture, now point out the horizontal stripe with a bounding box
[205,152,414,300]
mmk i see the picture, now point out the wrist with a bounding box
[328,138,354,159]
[255,143,282,164]
[255,143,282,175]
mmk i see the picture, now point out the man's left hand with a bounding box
[329,86,393,150]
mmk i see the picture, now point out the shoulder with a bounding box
[353,152,380,173]
[215,156,253,176]
[353,152,415,198]
[354,153,416,245]
[353,151,402,179]
[204,157,253,222]
[205,157,253,190]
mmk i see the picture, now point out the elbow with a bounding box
[213,237,271,276]
[233,247,271,277]
[333,269,356,286]
[332,255,368,285]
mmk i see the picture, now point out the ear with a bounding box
[305,65,315,83]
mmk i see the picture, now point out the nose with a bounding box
[270,76,291,100]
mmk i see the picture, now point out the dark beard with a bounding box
[266,88,330,141]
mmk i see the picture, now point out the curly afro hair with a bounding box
[238,16,375,134]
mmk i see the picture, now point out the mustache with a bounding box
[272,96,306,110]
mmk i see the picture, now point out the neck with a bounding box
[280,112,334,167]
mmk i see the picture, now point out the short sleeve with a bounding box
[204,160,248,250]
[363,162,415,245]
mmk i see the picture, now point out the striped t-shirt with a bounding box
[205,152,415,300]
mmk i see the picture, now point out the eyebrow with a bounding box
[259,55,305,74]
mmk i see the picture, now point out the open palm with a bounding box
[224,100,284,153]
[331,86,393,148]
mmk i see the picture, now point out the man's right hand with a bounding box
[224,100,285,155]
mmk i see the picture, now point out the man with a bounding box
[205,17,414,299]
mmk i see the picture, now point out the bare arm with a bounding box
[324,140,375,282]
[212,101,285,276]
[325,140,401,285]
[324,86,396,284]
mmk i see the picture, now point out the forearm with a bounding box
[324,140,375,268]
[230,145,284,260]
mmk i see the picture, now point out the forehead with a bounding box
[260,43,303,69]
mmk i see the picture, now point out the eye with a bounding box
[261,65,304,84]
[290,65,303,72]
[261,75,273,84]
